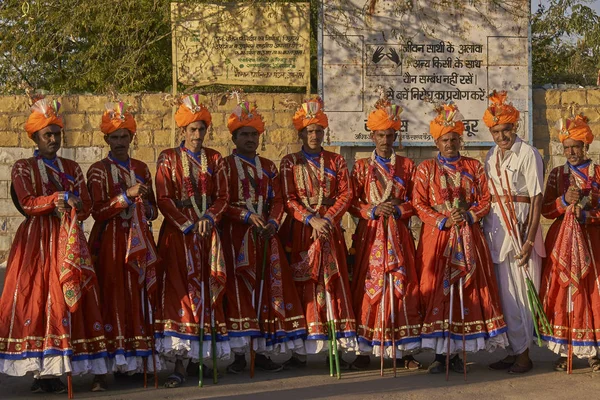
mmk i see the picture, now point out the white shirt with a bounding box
[483,137,546,263]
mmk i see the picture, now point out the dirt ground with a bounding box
[2,268,600,399]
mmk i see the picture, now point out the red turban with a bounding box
[430,102,465,140]
[366,100,403,132]
[175,95,212,128]
[292,98,329,131]
[482,90,520,128]
[100,102,137,135]
[227,101,265,134]
[558,114,594,144]
[24,98,64,139]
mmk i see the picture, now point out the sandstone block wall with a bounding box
[1,89,599,262]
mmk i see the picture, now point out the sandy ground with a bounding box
[1,347,600,400]
[1,266,600,399]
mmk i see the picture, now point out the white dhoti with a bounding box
[494,251,542,355]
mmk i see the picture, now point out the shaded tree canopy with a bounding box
[0,0,172,94]
[0,1,598,94]
[532,0,600,86]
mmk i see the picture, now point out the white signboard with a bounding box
[321,0,530,146]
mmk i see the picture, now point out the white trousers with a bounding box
[494,251,542,356]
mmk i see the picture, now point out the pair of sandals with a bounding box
[489,357,533,374]
[554,356,600,372]
[164,362,219,388]
[428,355,468,374]
[30,378,67,394]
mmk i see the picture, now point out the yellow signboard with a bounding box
[171,2,310,87]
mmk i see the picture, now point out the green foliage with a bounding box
[4,1,596,93]
[0,0,172,94]
[532,0,600,86]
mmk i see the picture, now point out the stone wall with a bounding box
[1,89,599,262]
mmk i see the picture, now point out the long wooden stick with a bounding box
[389,274,396,378]
[251,234,269,378]
[198,282,205,387]
[445,283,454,381]
[567,285,573,374]
[459,277,466,381]
[499,175,553,333]
[380,271,386,377]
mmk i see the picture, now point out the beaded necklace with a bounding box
[234,152,264,215]
[181,145,208,218]
[369,150,396,206]
[297,150,325,213]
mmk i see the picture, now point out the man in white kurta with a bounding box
[482,91,545,374]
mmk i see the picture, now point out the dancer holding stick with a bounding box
[539,111,600,373]
[155,95,230,388]
[349,91,421,372]
[413,101,508,376]
[221,93,307,375]
[280,97,357,370]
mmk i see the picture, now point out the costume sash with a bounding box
[124,198,158,293]
[234,228,286,320]
[306,237,341,311]
[364,217,406,305]
[58,208,96,312]
[442,222,476,295]
[187,229,227,319]
[550,206,591,293]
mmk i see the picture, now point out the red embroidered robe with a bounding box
[349,154,422,354]
[540,162,600,356]
[154,146,229,361]
[0,156,107,376]
[221,153,307,351]
[279,149,356,350]
[413,156,507,352]
[87,157,159,370]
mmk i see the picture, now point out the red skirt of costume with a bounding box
[0,214,109,377]
[89,208,159,373]
[351,217,421,357]
[417,223,508,354]
[222,221,307,354]
[540,214,600,358]
[280,214,357,354]
[154,224,230,363]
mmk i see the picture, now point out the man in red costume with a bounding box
[154,95,230,387]
[413,102,508,374]
[221,96,307,374]
[87,102,159,390]
[279,98,356,368]
[0,97,108,393]
[349,96,422,370]
[540,112,600,372]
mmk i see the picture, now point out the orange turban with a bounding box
[227,101,265,134]
[430,102,465,140]
[292,98,329,131]
[175,94,212,128]
[366,100,403,132]
[558,114,594,144]
[24,98,64,139]
[100,102,137,135]
[482,90,520,128]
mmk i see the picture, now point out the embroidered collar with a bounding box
[108,152,130,168]
[233,149,258,165]
[301,147,321,159]
[438,152,461,164]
